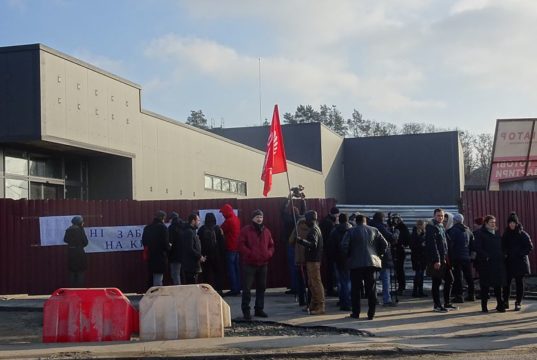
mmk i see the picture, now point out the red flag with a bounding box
[261,105,288,196]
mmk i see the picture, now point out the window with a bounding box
[204,174,247,196]
[238,182,247,196]
[230,181,237,193]
[5,151,27,176]
[5,178,28,199]
[204,175,212,189]
[222,179,230,192]
[213,177,222,191]
[29,155,62,179]
[2,149,88,200]
[30,182,63,200]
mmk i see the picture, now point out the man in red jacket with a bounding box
[220,204,242,296]
[238,209,275,320]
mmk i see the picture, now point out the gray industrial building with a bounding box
[213,127,464,205]
[0,43,464,205]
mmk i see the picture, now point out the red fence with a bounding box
[462,190,537,273]
[0,197,335,295]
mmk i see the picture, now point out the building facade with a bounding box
[1,43,464,205]
[0,44,328,201]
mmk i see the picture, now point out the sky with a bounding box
[1,0,536,134]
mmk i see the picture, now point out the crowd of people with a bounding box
[64,199,534,322]
[140,205,274,320]
[282,203,534,320]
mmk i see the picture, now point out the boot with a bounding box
[418,281,427,297]
[481,299,488,313]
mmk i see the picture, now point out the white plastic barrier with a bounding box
[139,284,231,340]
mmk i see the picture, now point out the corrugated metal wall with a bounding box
[0,197,335,295]
[462,190,537,273]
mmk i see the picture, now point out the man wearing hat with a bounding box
[298,210,325,315]
[64,215,89,287]
[446,213,475,303]
[142,210,171,287]
[237,209,275,320]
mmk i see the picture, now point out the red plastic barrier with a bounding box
[42,288,139,343]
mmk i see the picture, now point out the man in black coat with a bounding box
[182,213,205,285]
[142,210,170,287]
[319,207,340,296]
[446,213,475,303]
[426,208,456,312]
[341,214,388,320]
[389,214,410,295]
[64,215,89,287]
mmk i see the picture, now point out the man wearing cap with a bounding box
[298,210,325,315]
[341,213,388,320]
[447,213,475,303]
[142,210,171,287]
[64,215,89,287]
[237,209,275,320]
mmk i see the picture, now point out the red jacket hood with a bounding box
[220,204,235,219]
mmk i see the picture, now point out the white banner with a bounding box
[39,216,145,253]
[39,208,238,253]
[39,216,79,246]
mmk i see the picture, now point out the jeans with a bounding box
[170,262,182,285]
[431,268,454,307]
[226,251,241,293]
[350,267,377,318]
[241,264,267,313]
[287,245,298,291]
[152,273,164,287]
[337,268,351,308]
[379,269,392,304]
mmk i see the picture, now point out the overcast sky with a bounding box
[1,0,536,134]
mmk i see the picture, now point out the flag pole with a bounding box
[285,170,299,241]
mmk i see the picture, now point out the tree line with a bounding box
[185,106,492,186]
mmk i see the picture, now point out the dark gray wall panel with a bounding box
[0,45,41,141]
[211,123,323,171]
[88,156,133,200]
[343,132,462,205]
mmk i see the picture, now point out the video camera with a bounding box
[290,185,305,199]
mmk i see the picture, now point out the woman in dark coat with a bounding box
[474,215,506,313]
[502,212,533,311]
[64,215,89,287]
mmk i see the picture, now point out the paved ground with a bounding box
[1,288,537,359]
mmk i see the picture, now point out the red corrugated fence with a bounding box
[0,197,335,295]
